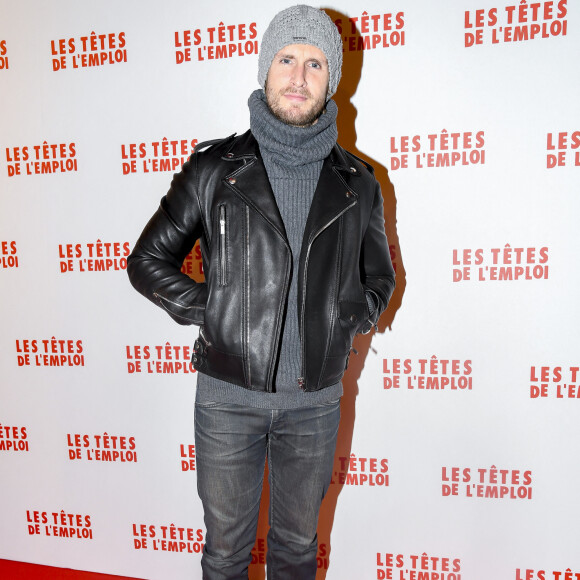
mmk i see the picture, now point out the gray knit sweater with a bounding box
[195,89,342,408]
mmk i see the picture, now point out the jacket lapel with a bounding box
[302,145,359,250]
[221,135,360,247]
[222,132,287,242]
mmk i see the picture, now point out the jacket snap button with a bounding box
[350,314,357,323]
[192,356,199,364]
[226,153,234,158]
[350,167,356,173]
[228,177,236,184]
[345,191,352,198]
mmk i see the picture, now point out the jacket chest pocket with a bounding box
[217,203,228,286]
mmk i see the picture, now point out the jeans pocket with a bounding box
[315,398,341,407]
[194,400,224,408]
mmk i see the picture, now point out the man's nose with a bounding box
[291,66,307,87]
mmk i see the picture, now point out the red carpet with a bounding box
[0,560,144,580]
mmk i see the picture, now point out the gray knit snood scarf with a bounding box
[248,88,338,171]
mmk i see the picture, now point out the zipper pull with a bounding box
[219,205,226,235]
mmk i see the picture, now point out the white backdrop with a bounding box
[1,1,579,579]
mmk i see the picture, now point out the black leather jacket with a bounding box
[127,130,395,392]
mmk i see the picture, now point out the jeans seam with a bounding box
[267,409,276,578]
[266,425,276,580]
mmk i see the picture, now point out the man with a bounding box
[128,5,395,579]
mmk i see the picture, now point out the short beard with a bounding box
[265,83,327,127]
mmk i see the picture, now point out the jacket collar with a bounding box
[221,130,361,243]
[222,129,361,175]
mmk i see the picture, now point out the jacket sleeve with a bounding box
[127,158,208,326]
[360,179,396,333]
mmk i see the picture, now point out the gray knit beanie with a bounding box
[258,5,343,98]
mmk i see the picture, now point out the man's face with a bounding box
[265,44,330,127]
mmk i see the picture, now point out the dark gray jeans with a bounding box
[194,400,340,580]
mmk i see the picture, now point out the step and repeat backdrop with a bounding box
[1,0,579,579]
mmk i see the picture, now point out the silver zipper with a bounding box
[300,200,357,388]
[245,206,251,387]
[267,246,291,392]
[219,204,227,286]
[199,327,212,346]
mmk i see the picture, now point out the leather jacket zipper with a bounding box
[300,198,357,390]
[244,206,251,387]
[199,326,211,346]
[218,204,227,286]
[266,247,291,392]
